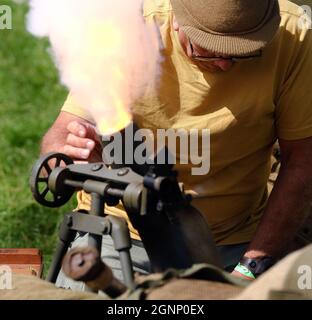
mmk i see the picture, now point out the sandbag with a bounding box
[1,245,312,300]
[0,273,108,300]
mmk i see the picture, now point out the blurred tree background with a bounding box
[0,0,76,274]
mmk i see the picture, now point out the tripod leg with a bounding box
[85,193,105,293]
[88,193,104,253]
[106,215,135,289]
[46,213,76,283]
[119,250,135,289]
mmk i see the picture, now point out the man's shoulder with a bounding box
[143,0,172,18]
[277,0,311,40]
[279,0,310,18]
[283,0,312,10]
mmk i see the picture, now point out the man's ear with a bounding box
[172,15,179,31]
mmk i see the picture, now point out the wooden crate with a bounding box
[0,248,43,277]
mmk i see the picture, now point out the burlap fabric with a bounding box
[0,273,108,300]
[1,244,312,300]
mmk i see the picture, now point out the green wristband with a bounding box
[234,263,256,279]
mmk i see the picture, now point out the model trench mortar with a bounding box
[30,123,220,293]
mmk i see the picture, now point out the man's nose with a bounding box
[213,59,233,71]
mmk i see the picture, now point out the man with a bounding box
[41,0,312,286]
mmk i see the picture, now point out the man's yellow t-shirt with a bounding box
[61,0,312,245]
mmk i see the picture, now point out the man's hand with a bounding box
[41,111,103,163]
[63,121,102,163]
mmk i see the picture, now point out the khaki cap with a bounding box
[171,0,281,55]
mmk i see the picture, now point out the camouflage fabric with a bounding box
[121,264,248,300]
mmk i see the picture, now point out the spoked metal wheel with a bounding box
[30,152,74,208]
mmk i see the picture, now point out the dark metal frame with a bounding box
[30,151,221,292]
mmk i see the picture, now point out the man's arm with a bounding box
[244,136,312,260]
[41,111,102,162]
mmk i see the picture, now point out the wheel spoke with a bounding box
[55,157,61,168]
[41,187,49,199]
[44,163,52,175]
[38,177,48,183]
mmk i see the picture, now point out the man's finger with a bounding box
[63,145,91,160]
[67,121,99,141]
[84,122,101,141]
[66,133,95,150]
[67,121,87,137]
[74,160,88,164]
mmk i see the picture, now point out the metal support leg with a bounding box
[119,250,135,289]
[84,193,105,293]
[107,215,135,289]
[88,193,104,254]
[46,213,76,283]
[46,197,135,290]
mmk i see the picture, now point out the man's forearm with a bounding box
[245,157,312,259]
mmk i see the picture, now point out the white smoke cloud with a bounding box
[27,0,161,134]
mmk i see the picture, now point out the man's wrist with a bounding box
[243,249,268,259]
[237,256,277,278]
[233,263,256,279]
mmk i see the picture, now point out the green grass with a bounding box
[0,0,76,275]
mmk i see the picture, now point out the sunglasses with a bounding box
[188,38,262,62]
